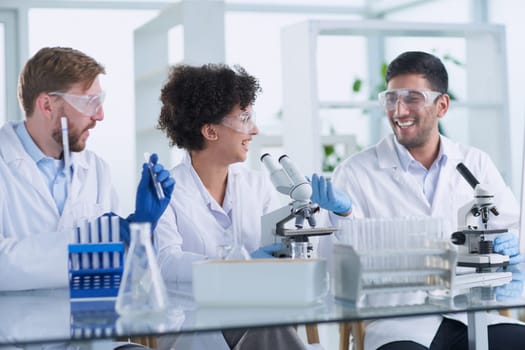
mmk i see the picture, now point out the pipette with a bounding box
[144,152,165,200]
[61,117,72,196]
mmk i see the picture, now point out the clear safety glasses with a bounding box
[49,91,106,116]
[221,110,257,134]
[378,89,442,112]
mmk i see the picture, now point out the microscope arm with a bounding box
[260,205,294,246]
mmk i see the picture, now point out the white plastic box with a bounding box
[192,258,328,307]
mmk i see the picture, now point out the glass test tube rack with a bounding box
[332,217,457,305]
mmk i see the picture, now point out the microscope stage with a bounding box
[281,227,338,237]
[457,253,509,268]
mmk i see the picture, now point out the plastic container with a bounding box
[192,258,328,306]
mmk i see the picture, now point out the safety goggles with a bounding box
[378,89,442,111]
[221,110,257,134]
[49,91,106,116]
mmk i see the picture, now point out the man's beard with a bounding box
[392,117,434,150]
[52,120,90,153]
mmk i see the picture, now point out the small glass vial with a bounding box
[115,222,168,316]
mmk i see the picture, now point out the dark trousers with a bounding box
[222,326,307,350]
[378,318,525,350]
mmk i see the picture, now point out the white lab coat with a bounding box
[0,121,119,291]
[324,134,522,349]
[155,151,279,283]
[154,152,279,350]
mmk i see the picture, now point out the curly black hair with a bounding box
[157,63,261,151]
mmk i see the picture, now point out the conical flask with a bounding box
[225,173,251,260]
[115,222,168,316]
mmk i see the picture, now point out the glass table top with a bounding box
[1,273,524,347]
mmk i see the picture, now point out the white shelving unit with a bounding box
[133,1,225,172]
[281,20,511,183]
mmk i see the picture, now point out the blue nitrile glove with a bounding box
[310,173,352,215]
[250,243,284,259]
[494,232,523,266]
[127,153,175,233]
[495,265,524,301]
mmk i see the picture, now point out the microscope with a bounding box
[451,163,510,273]
[260,153,338,258]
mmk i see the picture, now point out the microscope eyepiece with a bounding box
[456,163,480,189]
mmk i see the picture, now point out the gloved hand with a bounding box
[250,243,284,259]
[495,265,524,301]
[310,173,352,215]
[494,232,523,266]
[128,153,175,233]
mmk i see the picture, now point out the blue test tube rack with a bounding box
[68,242,124,299]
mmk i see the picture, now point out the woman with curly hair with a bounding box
[154,64,315,350]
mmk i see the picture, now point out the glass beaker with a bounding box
[290,241,311,259]
[115,222,168,316]
[224,173,251,260]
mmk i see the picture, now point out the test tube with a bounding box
[69,228,80,270]
[61,117,72,196]
[100,216,110,269]
[90,219,100,269]
[144,152,165,200]
[78,219,90,269]
[111,215,121,268]
[94,327,102,338]
[84,328,92,338]
[104,327,113,337]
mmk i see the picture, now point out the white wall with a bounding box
[489,0,525,198]
[0,24,5,126]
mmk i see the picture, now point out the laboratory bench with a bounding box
[0,277,524,350]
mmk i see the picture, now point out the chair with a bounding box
[116,336,157,349]
[339,321,365,350]
[297,322,364,350]
[294,324,321,345]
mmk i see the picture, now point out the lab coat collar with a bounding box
[376,134,403,169]
[70,150,89,171]
[1,121,29,165]
[182,151,240,214]
[439,135,463,163]
[13,121,47,164]
[392,134,448,172]
[182,152,213,206]
[377,134,457,170]
[0,121,59,213]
